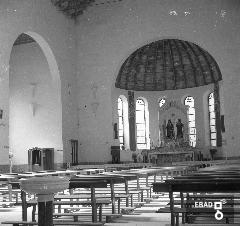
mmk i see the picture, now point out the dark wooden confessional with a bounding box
[28,147,54,171]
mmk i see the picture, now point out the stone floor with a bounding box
[0,204,170,226]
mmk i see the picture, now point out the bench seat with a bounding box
[156,207,240,225]
[53,212,122,223]
[54,200,111,206]
[1,221,104,226]
[1,221,38,226]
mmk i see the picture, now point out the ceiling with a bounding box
[115,39,222,91]
[14,1,123,45]
[51,0,122,19]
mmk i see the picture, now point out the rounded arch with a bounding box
[8,31,63,170]
[136,96,148,106]
[25,32,61,97]
[119,94,128,104]
[181,94,195,105]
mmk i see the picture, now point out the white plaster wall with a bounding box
[0,0,78,165]
[9,42,63,165]
[76,0,240,162]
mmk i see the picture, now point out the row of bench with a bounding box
[153,163,240,226]
[0,164,200,225]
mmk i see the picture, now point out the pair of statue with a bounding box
[166,119,184,139]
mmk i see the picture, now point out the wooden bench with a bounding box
[121,206,135,214]
[1,221,38,226]
[153,164,240,226]
[53,222,104,225]
[53,212,122,223]
[1,221,104,226]
[156,206,240,224]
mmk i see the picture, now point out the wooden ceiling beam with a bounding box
[168,39,177,90]
[172,39,188,89]
[197,47,216,83]
[179,41,197,87]
[162,40,167,91]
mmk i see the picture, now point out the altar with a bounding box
[148,99,195,165]
[148,148,194,165]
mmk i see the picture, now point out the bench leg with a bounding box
[99,204,102,222]
[21,191,27,221]
[126,196,129,207]
[118,199,121,214]
[58,204,61,213]
[32,204,36,222]
[180,192,185,224]
[106,216,111,223]
[175,213,179,226]
[141,191,144,202]
[73,215,78,222]
[169,190,175,226]
[226,217,229,224]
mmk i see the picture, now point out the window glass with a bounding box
[208,92,216,147]
[211,140,216,146]
[184,96,196,147]
[118,97,124,149]
[136,98,147,149]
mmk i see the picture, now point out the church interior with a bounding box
[0,0,240,225]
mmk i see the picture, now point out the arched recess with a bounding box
[9,32,62,171]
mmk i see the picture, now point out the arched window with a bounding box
[159,97,166,107]
[184,96,196,147]
[136,98,147,149]
[118,97,124,149]
[208,92,216,147]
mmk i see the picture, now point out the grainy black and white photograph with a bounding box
[0,0,239,225]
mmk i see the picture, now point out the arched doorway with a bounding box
[9,32,62,172]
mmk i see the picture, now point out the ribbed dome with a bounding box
[115,39,222,91]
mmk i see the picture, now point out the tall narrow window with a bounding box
[208,92,216,147]
[118,97,124,149]
[184,96,196,147]
[136,98,147,149]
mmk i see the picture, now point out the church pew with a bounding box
[53,212,122,223]
[156,206,240,225]
[1,166,193,226]
[1,220,104,225]
[19,173,137,223]
[72,174,129,214]
[169,172,240,224]
[12,176,110,223]
[153,175,240,226]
